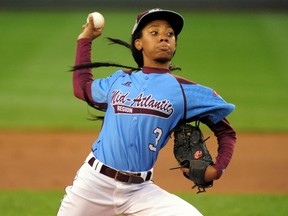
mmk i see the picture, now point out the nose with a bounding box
[160,37,168,42]
[159,32,169,42]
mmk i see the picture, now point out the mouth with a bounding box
[159,47,169,51]
[158,44,170,51]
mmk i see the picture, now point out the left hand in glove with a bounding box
[172,121,215,193]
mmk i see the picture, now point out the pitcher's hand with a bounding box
[78,14,104,40]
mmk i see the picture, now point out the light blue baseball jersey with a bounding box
[90,67,235,172]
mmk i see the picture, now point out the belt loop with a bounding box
[87,156,101,171]
[114,171,120,180]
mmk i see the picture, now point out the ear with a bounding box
[134,39,142,51]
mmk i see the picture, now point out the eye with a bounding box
[151,31,158,35]
[167,31,175,37]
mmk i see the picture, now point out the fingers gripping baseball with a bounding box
[78,12,105,40]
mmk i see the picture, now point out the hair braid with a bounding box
[72,36,181,72]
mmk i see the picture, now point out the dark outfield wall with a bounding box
[0,0,287,11]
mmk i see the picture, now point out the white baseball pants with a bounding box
[57,153,202,216]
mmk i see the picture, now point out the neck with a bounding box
[143,58,170,69]
[142,66,171,74]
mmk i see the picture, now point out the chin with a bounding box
[155,57,171,64]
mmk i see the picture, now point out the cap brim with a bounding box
[132,10,184,36]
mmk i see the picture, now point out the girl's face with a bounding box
[134,20,176,68]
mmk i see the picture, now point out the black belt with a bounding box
[88,157,152,184]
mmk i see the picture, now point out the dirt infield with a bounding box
[1,131,287,194]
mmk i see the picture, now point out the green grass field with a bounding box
[0,191,287,216]
[0,10,287,131]
[0,10,287,215]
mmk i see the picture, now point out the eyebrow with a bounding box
[147,24,173,29]
[147,24,160,28]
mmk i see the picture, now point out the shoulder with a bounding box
[107,69,131,78]
[171,74,197,85]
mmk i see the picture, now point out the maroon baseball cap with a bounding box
[132,8,184,36]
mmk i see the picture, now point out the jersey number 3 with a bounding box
[149,127,162,152]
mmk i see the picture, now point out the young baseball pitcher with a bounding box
[57,8,236,216]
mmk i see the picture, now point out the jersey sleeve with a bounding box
[183,83,235,124]
[91,70,126,103]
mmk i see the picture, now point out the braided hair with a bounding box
[72,27,181,72]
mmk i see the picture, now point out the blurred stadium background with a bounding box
[1,0,287,11]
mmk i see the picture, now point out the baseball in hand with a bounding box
[87,12,105,28]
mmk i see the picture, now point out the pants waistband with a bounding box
[87,156,152,184]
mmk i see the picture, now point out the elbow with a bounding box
[73,80,83,99]
[73,90,82,100]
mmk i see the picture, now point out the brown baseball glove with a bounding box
[172,121,214,194]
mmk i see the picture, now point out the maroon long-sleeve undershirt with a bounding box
[202,118,236,179]
[73,38,94,103]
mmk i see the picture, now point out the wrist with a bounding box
[204,165,217,182]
